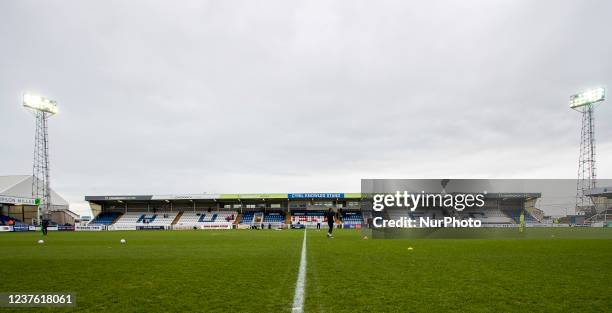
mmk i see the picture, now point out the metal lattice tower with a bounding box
[22,93,58,225]
[575,105,596,213]
[570,87,605,215]
[32,110,52,222]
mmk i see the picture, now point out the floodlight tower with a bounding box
[23,94,58,224]
[569,87,605,214]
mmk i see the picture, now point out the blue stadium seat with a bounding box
[89,212,121,226]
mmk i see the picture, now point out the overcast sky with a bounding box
[1,0,611,216]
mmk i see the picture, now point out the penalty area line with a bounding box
[291,228,307,313]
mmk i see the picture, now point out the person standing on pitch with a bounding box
[41,218,49,236]
[325,208,336,238]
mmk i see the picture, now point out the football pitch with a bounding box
[1,229,611,312]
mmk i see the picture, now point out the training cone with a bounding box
[407,247,414,250]
[362,236,368,240]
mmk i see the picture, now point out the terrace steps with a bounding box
[111,213,123,225]
[171,211,184,225]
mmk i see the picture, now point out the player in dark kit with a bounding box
[41,218,49,236]
[325,208,335,238]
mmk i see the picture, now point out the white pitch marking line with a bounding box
[292,228,307,313]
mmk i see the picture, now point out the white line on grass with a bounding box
[292,228,307,313]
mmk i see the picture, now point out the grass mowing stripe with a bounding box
[292,228,307,313]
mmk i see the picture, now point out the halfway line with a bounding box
[291,228,307,313]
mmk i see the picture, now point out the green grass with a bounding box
[307,230,612,312]
[0,230,302,312]
[0,229,611,312]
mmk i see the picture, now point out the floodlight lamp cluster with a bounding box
[569,87,605,109]
[23,93,58,115]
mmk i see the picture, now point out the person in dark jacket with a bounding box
[325,208,336,238]
[41,218,49,236]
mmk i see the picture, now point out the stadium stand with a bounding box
[585,207,612,225]
[175,211,236,229]
[240,212,255,225]
[386,209,444,221]
[263,212,285,227]
[502,209,537,224]
[107,212,179,229]
[291,211,325,227]
[0,215,26,226]
[147,212,178,226]
[137,214,157,224]
[253,212,264,224]
[386,208,516,225]
[339,212,363,229]
[458,208,514,224]
[89,212,121,226]
[341,212,363,226]
[0,215,11,224]
[113,212,143,226]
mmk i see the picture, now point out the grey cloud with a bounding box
[1,0,611,215]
